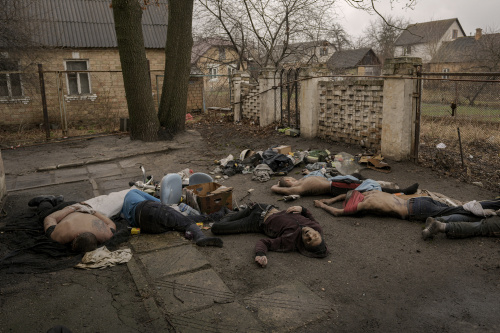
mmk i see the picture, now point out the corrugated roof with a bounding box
[394,18,464,46]
[11,0,168,48]
[190,37,233,64]
[431,33,500,63]
[326,48,376,68]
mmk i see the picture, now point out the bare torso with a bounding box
[271,176,331,196]
[359,191,409,219]
[45,208,115,244]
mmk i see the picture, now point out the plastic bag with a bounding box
[333,152,363,175]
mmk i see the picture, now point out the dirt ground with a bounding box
[1,114,500,332]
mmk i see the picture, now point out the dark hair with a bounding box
[72,232,98,253]
[302,239,328,258]
[278,178,291,187]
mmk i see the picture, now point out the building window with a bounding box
[0,61,23,97]
[228,65,237,76]
[404,46,412,55]
[65,60,90,95]
[442,68,450,79]
[452,29,458,39]
[208,66,218,80]
[320,47,328,56]
[219,47,226,61]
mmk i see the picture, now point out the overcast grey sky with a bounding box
[335,0,500,39]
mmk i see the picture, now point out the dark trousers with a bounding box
[135,201,224,241]
[211,203,270,235]
[446,216,500,238]
[37,201,77,224]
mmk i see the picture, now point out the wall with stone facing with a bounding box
[317,79,384,148]
[0,150,6,207]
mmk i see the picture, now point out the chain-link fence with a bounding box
[419,72,500,190]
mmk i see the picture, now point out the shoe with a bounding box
[422,217,440,240]
[28,195,64,207]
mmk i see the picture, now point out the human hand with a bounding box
[313,200,324,208]
[286,206,302,214]
[255,255,268,267]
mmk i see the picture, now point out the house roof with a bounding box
[10,0,168,49]
[326,48,376,68]
[394,18,465,46]
[431,33,500,63]
[191,37,233,65]
[279,40,330,64]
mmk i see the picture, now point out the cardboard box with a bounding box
[184,182,233,214]
[272,145,292,155]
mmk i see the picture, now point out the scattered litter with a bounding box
[75,247,132,270]
[219,154,234,167]
[281,194,300,202]
[334,152,363,175]
[436,143,446,149]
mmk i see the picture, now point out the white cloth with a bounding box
[75,246,132,269]
[463,200,497,217]
[84,188,133,218]
[69,203,95,215]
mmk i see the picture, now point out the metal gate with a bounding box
[279,68,300,129]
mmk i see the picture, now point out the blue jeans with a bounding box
[121,189,160,226]
[408,197,500,222]
[446,216,500,238]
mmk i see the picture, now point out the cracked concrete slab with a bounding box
[54,167,88,183]
[13,171,54,190]
[169,302,265,333]
[86,163,122,178]
[138,243,210,279]
[243,281,334,331]
[130,233,188,253]
[155,269,234,315]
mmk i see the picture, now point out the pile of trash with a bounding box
[209,145,393,183]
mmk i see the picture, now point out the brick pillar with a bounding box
[259,67,278,127]
[0,150,6,206]
[299,65,329,139]
[381,57,422,161]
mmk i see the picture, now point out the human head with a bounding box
[279,177,297,187]
[72,232,98,253]
[300,227,328,258]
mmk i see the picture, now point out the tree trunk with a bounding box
[158,0,194,134]
[112,0,159,141]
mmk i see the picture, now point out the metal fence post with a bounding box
[37,64,50,140]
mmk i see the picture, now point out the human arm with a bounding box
[271,184,298,195]
[43,206,76,231]
[313,200,346,217]
[316,194,347,206]
[93,211,117,232]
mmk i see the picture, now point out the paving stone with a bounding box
[54,167,88,183]
[155,269,234,314]
[138,242,209,279]
[243,281,333,331]
[130,233,187,253]
[5,175,17,191]
[169,302,265,333]
[86,163,122,178]
[119,156,150,168]
[14,172,54,190]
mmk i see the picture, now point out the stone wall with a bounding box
[317,79,384,148]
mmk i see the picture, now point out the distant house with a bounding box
[0,0,169,127]
[190,37,240,79]
[394,18,466,63]
[429,29,500,74]
[326,48,381,75]
[279,40,336,67]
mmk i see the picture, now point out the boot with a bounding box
[28,195,64,207]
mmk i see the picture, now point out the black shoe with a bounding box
[28,195,64,207]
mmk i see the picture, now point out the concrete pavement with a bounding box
[2,132,334,332]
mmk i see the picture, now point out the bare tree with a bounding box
[359,15,410,64]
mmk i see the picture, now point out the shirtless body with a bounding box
[314,190,408,218]
[44,206,116,244]
[272,176,419,197]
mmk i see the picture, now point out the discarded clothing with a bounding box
[84,189,132,218]
[343,190,365,214]
[69,203,95,215]
[261,149,294,174]
[75,246,132,269]
[252,164,274,182]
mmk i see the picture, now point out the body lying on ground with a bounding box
[210,203,328,267]
[120,189,226,247]
[313,190,500,222]
[271,173,419,197]
[29,195,117,253]
[423,212,500,240]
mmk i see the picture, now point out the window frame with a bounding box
[452,29,458,39]
[0,60,24,98]
[442,68,450,79]
[319,47,328,56]
[64,59,91,95]
[208,65,218,81]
